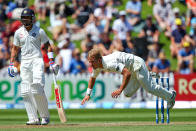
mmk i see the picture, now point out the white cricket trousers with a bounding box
[123,56,173,101]
[20,57,49,121]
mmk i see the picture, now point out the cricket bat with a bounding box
[52,73,67,123]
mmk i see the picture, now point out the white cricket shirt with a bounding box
[112,19,132,40]
[92,51,135,78]
[13,24,49,60]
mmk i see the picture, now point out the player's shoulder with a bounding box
[38,27,46,34]
[14,26,25,37]
[104,51,121,59]
[113,19,121,25]
[15,26,23,34]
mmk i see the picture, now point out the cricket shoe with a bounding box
[26,119,41,125]
[41,117,50,125]
[167,90,176,109]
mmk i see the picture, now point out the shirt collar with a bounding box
[23,24,35,32]
[102,56,106,69]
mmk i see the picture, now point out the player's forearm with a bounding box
[88,77,96,89]
[126,9,139,15]
[44,42,54,61]
[120,72,131,91]
[10,46,19,62]
[154,15,162,23]
[86,77,96,96]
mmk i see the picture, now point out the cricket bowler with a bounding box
[8,8,59,125]
[81,48,176,109]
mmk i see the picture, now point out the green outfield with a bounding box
[0,109,196,131]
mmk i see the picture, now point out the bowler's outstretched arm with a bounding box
[111,67,131,98]
[81,77,96,105]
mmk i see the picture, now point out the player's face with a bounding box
[21,16,33,30]
[88,57,100,69]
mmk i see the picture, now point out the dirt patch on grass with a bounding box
[1,122,196,129]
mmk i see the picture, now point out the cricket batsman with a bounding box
[8,8,59,125]
[81,48,176,109]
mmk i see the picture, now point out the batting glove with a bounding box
[49,61,59,75]
[8,63,18,77]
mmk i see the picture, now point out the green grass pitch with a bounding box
[0,109,196,131]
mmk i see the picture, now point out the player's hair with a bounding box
[88,48,102,59]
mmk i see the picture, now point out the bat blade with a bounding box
[54,85,67,123]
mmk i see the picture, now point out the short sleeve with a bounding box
[178,49,184,56]
[126,2,131,10]
[91,69,101,78]
[40,28,49,44]
[112,20,118,31]
[153,59,159,67]
[115,63,125,73]
[13,32,20,46]
[166,60,170,67]
[190,50,195,55]
[153,5,158,15]
[126,21,133,31]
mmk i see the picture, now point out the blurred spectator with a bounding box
[71,0,93,31]
[97,32,114,55]
[0,43,6,69]
[15,0,28,8]
[170,18,187,58]
[177,42,194,74]
[57,3,75,40]
[57,41,72,75]
[186,0,196,26]
[81,33,95,54]
[188,17,196,51]
[34,0,47,23]
[168,7,186,32]
[112,10,133,53]
[5,1,17,19]
[125,0,142,26]
[152,51,171,73]
[58,34,75,51]
[148,0,176,6]
[49,3,65,41]
[2,36,10,62]
[69,48,86,74]
[189,16,196,41]
[139,15,159,44]
[93,1,112,33]
[2,23,14,39]
[146,42,162,70]
[85,15,104,43]
[153,0,172,33]
[0,0,7,21]
[81,34,94,71]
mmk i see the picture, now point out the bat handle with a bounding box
[52,72,58,86]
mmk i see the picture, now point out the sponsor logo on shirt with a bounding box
[32,33,36,37]
[19,34,24,38]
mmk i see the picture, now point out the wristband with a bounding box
[47,52,54,59]
[10,62,14,66]
[86,88,92,96]
[49,61,55,65]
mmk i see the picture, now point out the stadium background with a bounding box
[0,0,196,130]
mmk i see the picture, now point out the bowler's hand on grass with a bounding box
[111,89,122,98]
[81,95,90,105]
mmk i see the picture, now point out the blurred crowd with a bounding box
[0,0,195,75]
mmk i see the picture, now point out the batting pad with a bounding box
[20,82,38,121]
[31,83,49,118]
